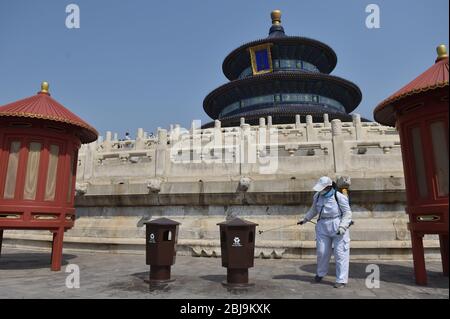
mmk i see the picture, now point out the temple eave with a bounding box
[203,72,362,118]
[222,36,338,80]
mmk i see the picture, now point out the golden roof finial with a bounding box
[40,81,49,94]
[271,10,281,25]
[436,44,448,62]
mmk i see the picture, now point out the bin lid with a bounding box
[143,217,180,226]
[217,217,258,227]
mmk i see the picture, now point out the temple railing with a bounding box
[77,113,402,183]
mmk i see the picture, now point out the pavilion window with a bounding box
[280,60,292,69]
[3,141,21,199]
[220,102,240,117]
[259,95,274,104]
[238,67,252,79]
[232,101,241,111]
[281,94,291,102]
[410,127,428,198]
[225,93,344,112]
[44,144,60,201]
[430,121,448,196]
[240,58,321,77]
[303,61,319,72]
[23,142,42,200]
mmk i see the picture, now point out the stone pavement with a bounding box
[0,247,448,299]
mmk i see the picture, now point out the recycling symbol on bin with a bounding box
[149,233,156,243]
[232,236,242,247]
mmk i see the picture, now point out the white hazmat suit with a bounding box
[303,189,352,284]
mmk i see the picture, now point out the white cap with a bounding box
[313,176,333,192]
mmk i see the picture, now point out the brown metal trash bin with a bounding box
[217,217,258,287]
[144,218,180,284]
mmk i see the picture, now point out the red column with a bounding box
[411,232,427,285]
[51,228,64,271]
[439,234,449,276]
[0,229,3,257]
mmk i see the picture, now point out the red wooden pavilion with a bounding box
[0,82,97,271]
[374,45,449,285]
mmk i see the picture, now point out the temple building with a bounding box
[203,10,363,128]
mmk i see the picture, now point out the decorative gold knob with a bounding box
[40,81,49,94]
[436,44,448,62]
[271,10,281,25]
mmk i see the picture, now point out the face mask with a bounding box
[321,188,335,198]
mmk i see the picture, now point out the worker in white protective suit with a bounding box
[298,176,352,288]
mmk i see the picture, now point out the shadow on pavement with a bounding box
[272,274,335,286]
[298,262,448,289]
[131,271,149,281]
[0,252,77,270]
[200,274,226,283]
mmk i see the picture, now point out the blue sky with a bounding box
[0,0,448,138]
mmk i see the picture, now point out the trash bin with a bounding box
[144,217,180,284]
[217,217,258,287]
